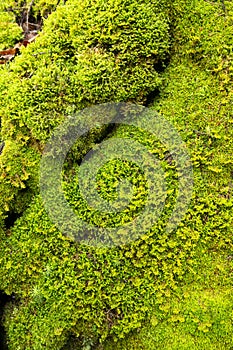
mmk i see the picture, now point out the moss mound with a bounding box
[0,0,171,221]
[0,0,232,349]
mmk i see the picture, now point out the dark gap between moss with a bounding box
[0,292,12,350]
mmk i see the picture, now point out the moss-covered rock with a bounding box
[0,0,171,222]
[0,0,232,349]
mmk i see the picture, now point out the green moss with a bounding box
[0,0,171,224]
[100,1,233,348]
[0,0,232,349]
[101,241,233,349]
[0,1,23,50]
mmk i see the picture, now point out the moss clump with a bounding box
[97,1,233,348]
[0,0,171,222]
[0,1,23,50]
[0,0,232,349]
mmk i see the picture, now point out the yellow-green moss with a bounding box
[0,1,232,349]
